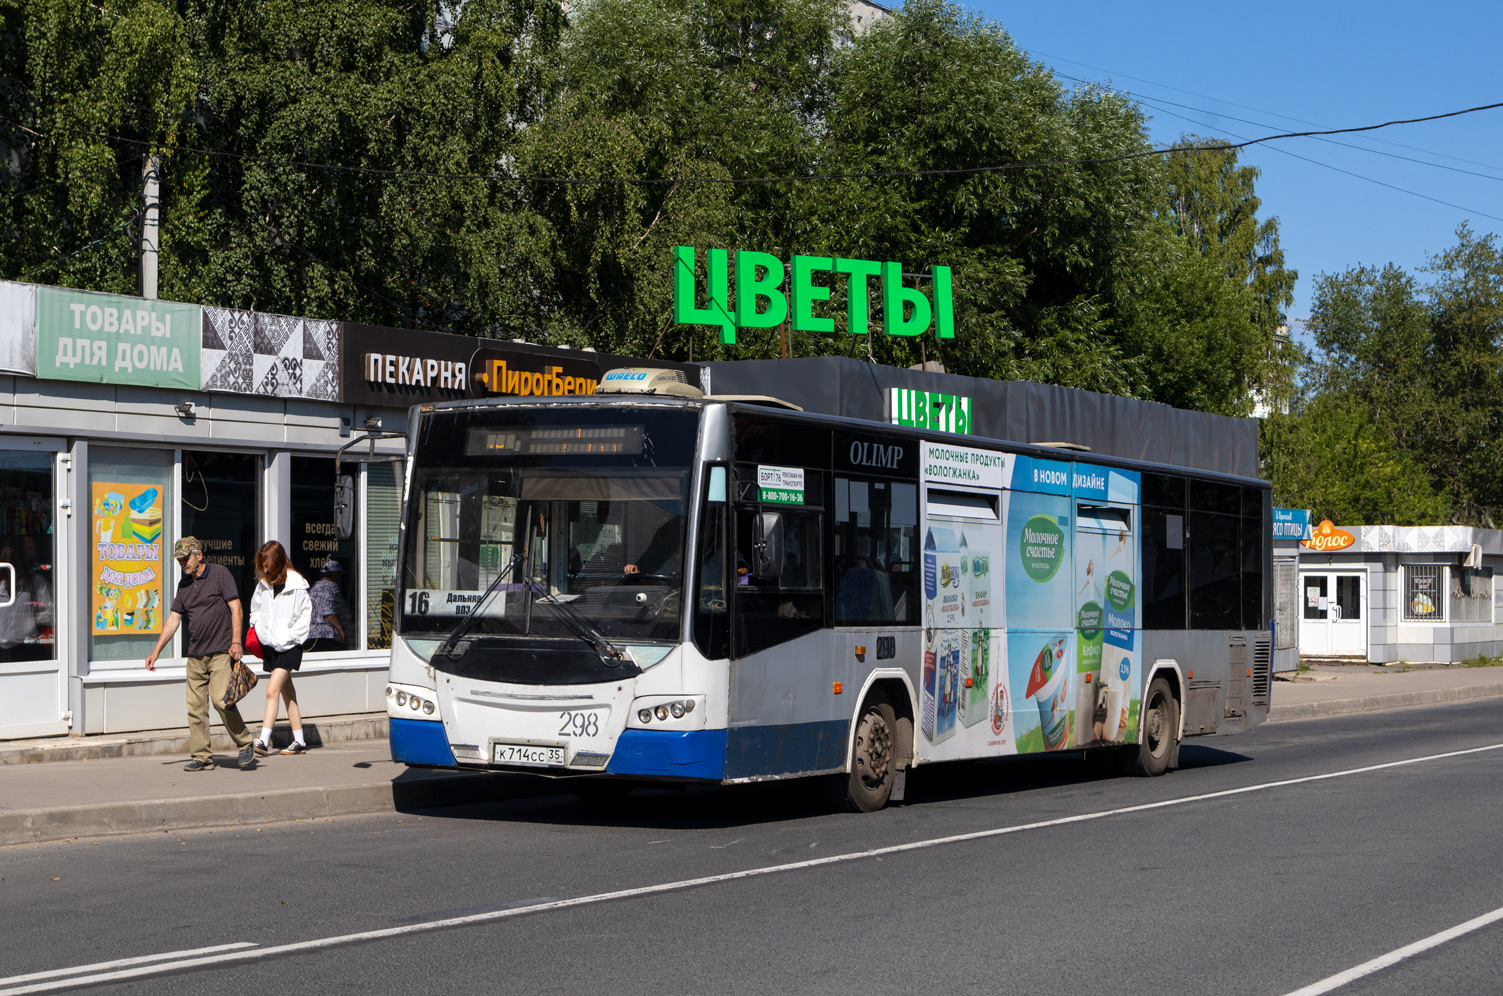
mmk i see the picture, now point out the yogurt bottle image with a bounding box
[1024,635,1071,750]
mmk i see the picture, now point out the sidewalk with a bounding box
[4,664,1503,846]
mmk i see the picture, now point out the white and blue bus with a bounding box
[387,369,1271,811]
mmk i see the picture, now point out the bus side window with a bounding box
[833,478,917,625]
[733,508,825,656]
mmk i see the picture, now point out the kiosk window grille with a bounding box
[1401,564,1444,622]
[1450,567,1493,624]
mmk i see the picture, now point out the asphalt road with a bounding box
[3,700,1502,996]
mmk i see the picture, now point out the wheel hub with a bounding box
[858,714,892,786]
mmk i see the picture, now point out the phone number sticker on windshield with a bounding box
[491,742,566,767]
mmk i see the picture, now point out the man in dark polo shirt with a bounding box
[145,536,256,770]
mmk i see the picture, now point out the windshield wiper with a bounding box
[525,579,630,667]
[436,553,525,659]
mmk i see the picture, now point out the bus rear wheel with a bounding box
[1119,676,1178,777]
[823,692,899,813]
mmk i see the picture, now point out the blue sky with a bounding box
[965,1,1503,322]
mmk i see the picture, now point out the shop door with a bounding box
[1299,572,1367,659]
[0,449,66,739]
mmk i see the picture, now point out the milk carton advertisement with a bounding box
[958,626,990,728]
[921,628,961,744]
[923,527,965,629]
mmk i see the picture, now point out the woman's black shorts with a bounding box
[260,642,307,674]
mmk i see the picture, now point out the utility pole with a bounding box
[140,154,160,299]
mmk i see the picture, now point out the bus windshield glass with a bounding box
[400,406,699,658]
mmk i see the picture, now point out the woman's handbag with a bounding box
[223,657,258,708]
[244,626,263,657]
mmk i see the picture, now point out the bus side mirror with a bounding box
[754,511,784,579]
[334,474,355,540]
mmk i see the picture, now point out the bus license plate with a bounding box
[492,742,565,767]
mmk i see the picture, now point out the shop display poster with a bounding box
[92,482,164,634]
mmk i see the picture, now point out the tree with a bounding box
[3,0,1296,418]
[1266,227,1503,527]
[1116,138,1296,415]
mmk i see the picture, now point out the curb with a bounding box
[0,768,546,846]
[0,714,389,766]
[1268,683,1503,723]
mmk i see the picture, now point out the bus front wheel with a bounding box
[823,692,899,813]
[1119,676,1179,777]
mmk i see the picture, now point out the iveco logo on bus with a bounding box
[850,441,905,470]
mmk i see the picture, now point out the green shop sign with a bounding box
[673,246,954,345]
[36,287,200,390]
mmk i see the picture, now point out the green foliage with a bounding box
[1,0,1293,417]
[1268,226,1503,527]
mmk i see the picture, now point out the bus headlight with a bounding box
[387,683,441,721]
[627,695,703,728]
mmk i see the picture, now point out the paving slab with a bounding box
[1269,662,1503,722]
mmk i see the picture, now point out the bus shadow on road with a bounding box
[390,743,1255,830]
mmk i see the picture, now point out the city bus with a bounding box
[387,368,1271,811]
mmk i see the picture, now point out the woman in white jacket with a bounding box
[249,540,313,756]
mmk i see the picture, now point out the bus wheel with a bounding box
[1120,677,1178,777]
[824,692,899,813]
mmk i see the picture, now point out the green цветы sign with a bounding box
[673,246,954,345]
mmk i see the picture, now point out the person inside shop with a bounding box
[249,541,313,757]
[307,559,356,652]
[144,536,257,771]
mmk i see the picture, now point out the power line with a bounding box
[1072,81,1503,184]
[1037,49,1503,174]
[5,101,1501,186]
[19,210,140,281]
[1136,99,1503,226]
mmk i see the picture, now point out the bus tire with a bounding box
[823,691,899,813]
[1119,676,1178,777]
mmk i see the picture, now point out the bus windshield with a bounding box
[400,406,700,661]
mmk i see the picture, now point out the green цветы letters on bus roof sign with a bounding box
[672,246,954,345]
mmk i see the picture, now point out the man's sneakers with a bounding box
[183,758,214,771]
[280,741,307,756]
[237,744,255,768]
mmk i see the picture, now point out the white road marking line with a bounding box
[0,944,258,986]
[1282,905,1503,995]
[4,741,1500,995]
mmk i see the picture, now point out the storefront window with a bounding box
[290,456,360,651]
[0,452,56,664]
[1402,564,1444,622]
[89,447,173,663]
[365,462,403,650]
[181,451,260,612]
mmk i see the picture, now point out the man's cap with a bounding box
[319,559,344,573]
[172,536,202,558]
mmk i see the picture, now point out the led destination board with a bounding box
[465,425,646,456]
